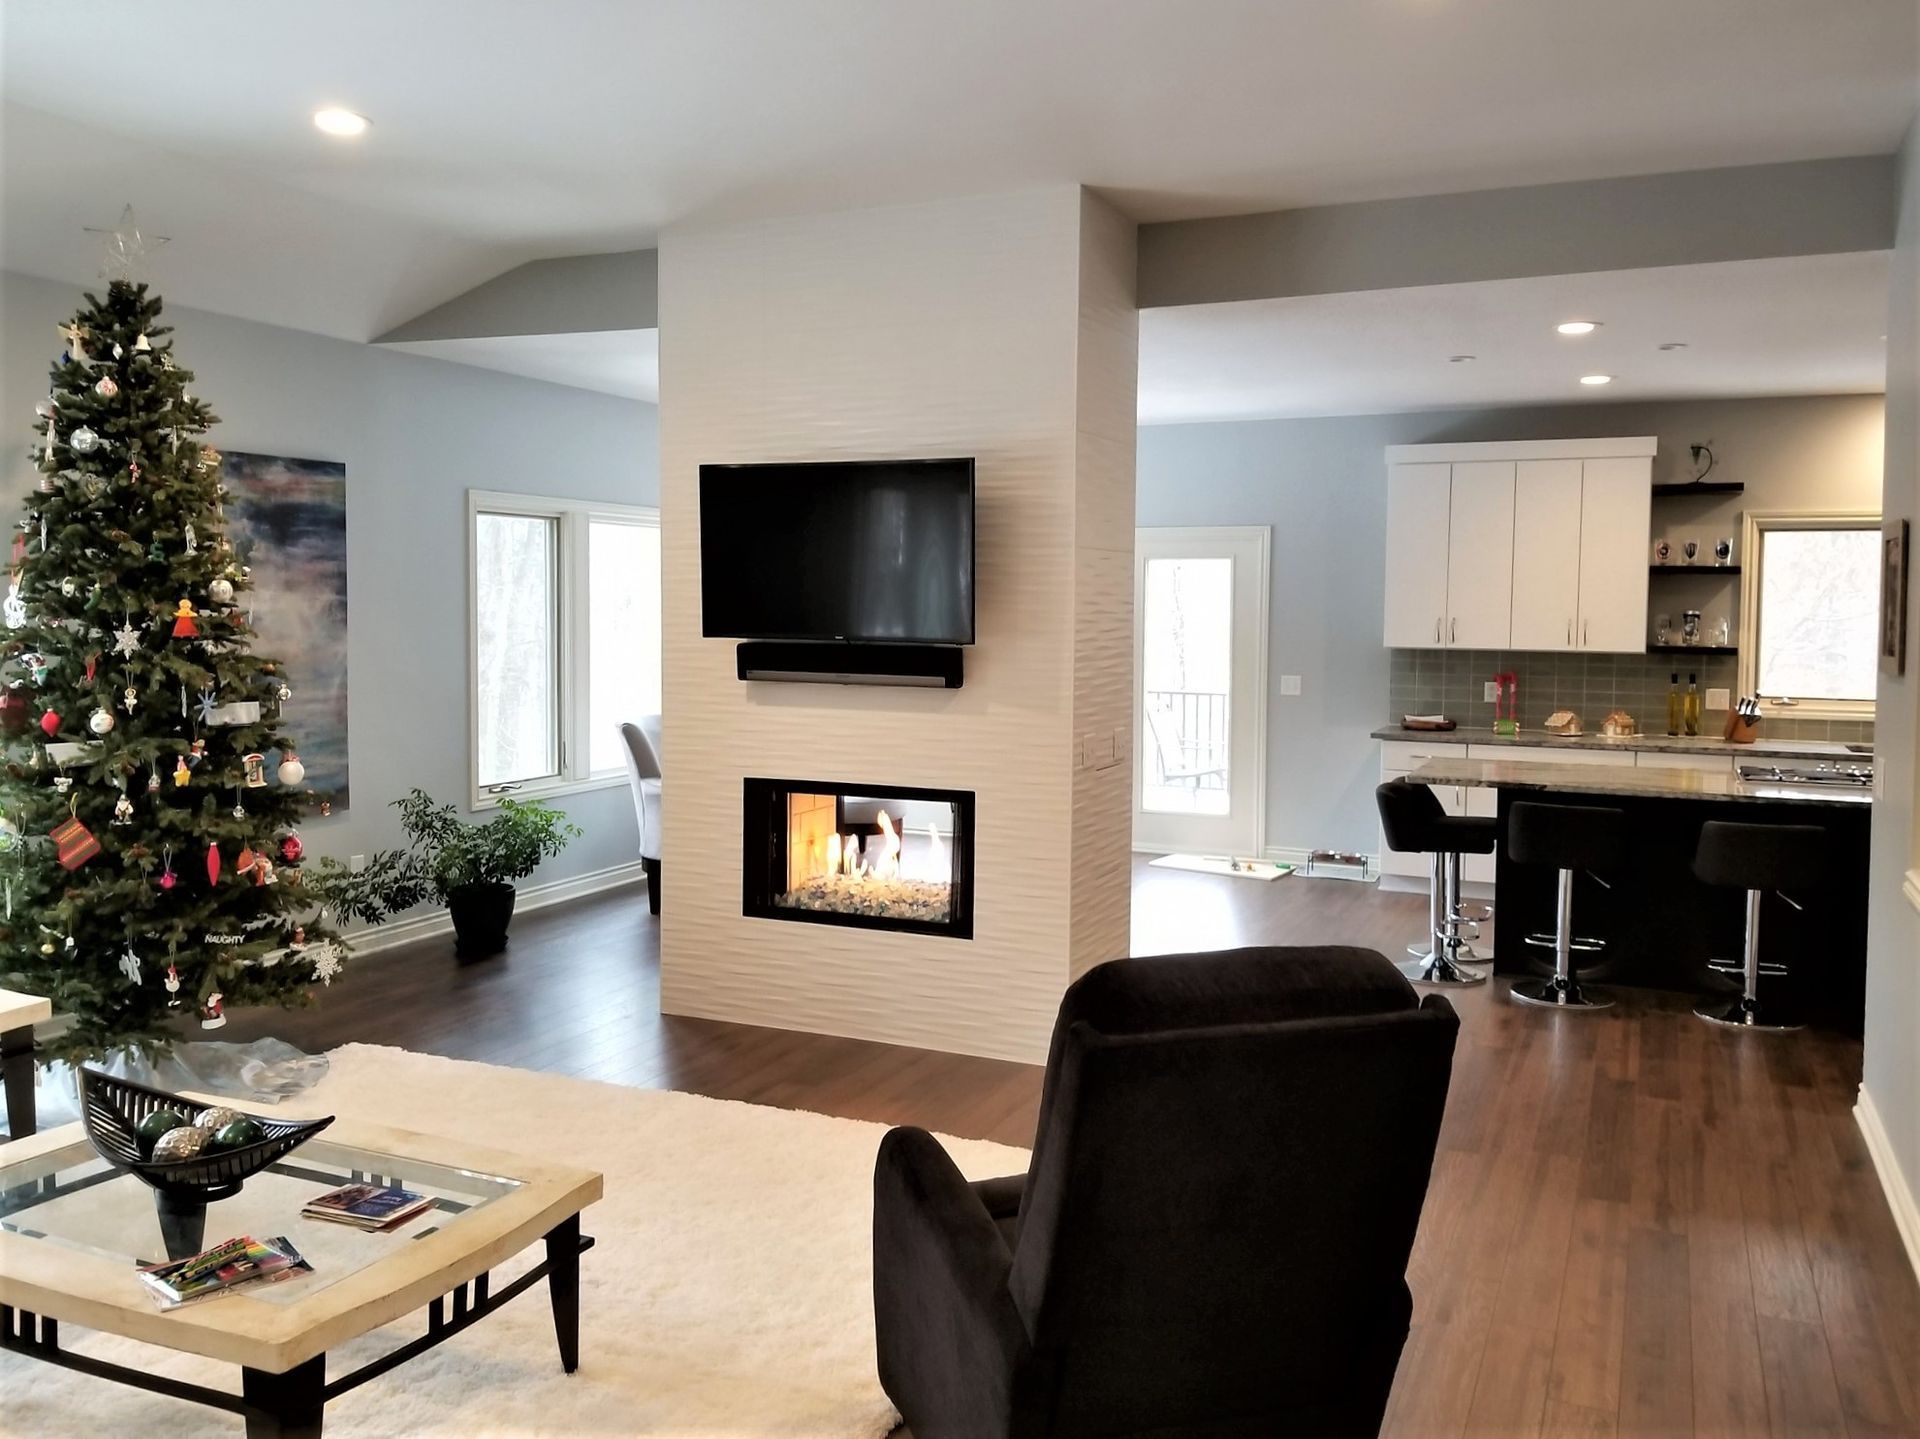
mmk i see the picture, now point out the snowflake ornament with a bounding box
[309,941,342,985]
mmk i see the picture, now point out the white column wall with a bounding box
[656,188,1136,1062]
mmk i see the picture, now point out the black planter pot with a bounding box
[447,881,517,958]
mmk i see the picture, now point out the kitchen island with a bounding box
[1407,756,1872,1033]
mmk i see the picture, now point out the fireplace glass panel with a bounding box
[744,778,974,939]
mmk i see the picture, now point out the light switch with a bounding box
[1706,687,1731,710]
[1280,674,1302,696]
[1483,681,1498,702]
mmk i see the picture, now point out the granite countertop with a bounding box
[1407,756,1873,807]
[1371,723,1866,762]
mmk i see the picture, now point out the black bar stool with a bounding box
[1376,778,1498,986]
[1507,801,1624,1011]
[1692,820,1824,1030]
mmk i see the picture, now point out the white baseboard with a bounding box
[1856,1084,1920,1285]
[347,859,649,956]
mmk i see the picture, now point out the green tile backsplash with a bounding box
[1386,649,1875,745]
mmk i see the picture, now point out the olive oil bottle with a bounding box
[1683,672,1702,737]
[1666,673,1683,736]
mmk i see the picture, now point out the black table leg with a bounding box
[545,1213,580,1373]
[242,1354,325,1438]
[1,1024,35,1141]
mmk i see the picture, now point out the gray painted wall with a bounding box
[1138,157,1899,308]
[1862,120,1920,1244]
[1,269,661,893]
[1138,393,1885,857]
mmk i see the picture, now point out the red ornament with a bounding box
[158,867,177,891]
[206,841,221,886]
[280,831,304,863]
[38,708,59,736]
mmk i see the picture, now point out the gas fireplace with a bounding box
[743,778,975,939]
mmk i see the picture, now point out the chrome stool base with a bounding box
[1694,993,1802,1031]
[1399,952,1487,987]
[1512,975,1612,1010]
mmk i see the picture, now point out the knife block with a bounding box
[1723,712,1761,744]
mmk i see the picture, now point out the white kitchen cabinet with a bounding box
[1382,439,1655,654]
[1509,459,1584,651]
[1384,464,1452,647]
[1443,461,1516,649]
[1575,456,1654,652]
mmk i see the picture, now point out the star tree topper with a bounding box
[83,204,170,283]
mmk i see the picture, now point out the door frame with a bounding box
[1132,525,1270,858]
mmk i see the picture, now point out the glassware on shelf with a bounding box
[1711,615,1731,646]
[1682,609,1702,645]
[1715,538,1734,567]
[1682,539,1700,563]
[1653,613,1672,644]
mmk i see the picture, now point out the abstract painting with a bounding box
[220,450,350,808]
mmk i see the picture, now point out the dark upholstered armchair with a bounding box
[872,945,1460,1438]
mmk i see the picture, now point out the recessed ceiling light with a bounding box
[1579,374,1613,386]
[1448,354,1476,363]
[1657,342,1688,351]
[313,108,370,137]
[1556,320,1599,336]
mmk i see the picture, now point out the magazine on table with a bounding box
[139,1234,312,1309]
[301,1181,437,1231]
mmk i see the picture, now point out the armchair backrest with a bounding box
[618,719,663,858]
[1006,947,1458,1434]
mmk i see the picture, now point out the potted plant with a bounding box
[317,789,581,958]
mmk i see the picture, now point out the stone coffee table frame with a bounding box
[0,1113,602,1437]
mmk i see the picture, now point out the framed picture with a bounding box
[220,451,350,809]
[1883,517,1910,678]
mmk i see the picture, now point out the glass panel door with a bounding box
[1134,528,1268,858]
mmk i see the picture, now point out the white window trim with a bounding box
[1736,508,1880,724]
[467,489,661,811]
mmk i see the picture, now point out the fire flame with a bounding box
[809,810,947,883]
[874,811,902,879]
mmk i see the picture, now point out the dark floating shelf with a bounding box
[1648,643,1737,656]
[1650,564,1741,574]
[1651,481,1745,497]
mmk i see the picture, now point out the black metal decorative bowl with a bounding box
[78,1066,334,1202]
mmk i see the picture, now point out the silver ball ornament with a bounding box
[149,1125,208,1162]
[34,398,55,419]
[193,1106,243,1133]
[208,577,234,605]
[93,376,119,400]
[277,754,306,786]
[88,707,116,736]
[69,427,100,454]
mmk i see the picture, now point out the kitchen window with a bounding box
[1738,510,1880,722]
[469,491,661,807]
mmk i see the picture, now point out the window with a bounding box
[469,491,661,806]
[1739,510,1880,721]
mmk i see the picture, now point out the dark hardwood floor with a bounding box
[216,858,1920,1438]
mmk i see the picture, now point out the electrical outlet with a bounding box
[1483,681,1498,702]
[1280,674,1302,696]
[349,853,366,873]
[1706,687,1731,710]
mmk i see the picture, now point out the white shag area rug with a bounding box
[3,1043,1030,1438]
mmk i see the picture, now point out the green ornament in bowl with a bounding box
[211,1117,265,1150]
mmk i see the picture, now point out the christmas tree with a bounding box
[0,271,346,1062]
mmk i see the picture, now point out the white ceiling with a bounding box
[3,0,1914,342]
[381,330,660,401]
[1138,253,1892,423]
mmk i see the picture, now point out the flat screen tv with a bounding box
[700,458,975,645]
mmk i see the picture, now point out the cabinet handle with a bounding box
[1566,619,1572,646]
[1434,617,1441,644]
[1583,620,1589,647]
[1450,617,1457,643]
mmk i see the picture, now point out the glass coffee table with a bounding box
[0,1111,602,1436]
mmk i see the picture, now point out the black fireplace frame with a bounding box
[742,777,976,940]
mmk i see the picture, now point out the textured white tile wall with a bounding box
[657,188,1136,1062]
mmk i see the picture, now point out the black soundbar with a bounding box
[735,641,964,689]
